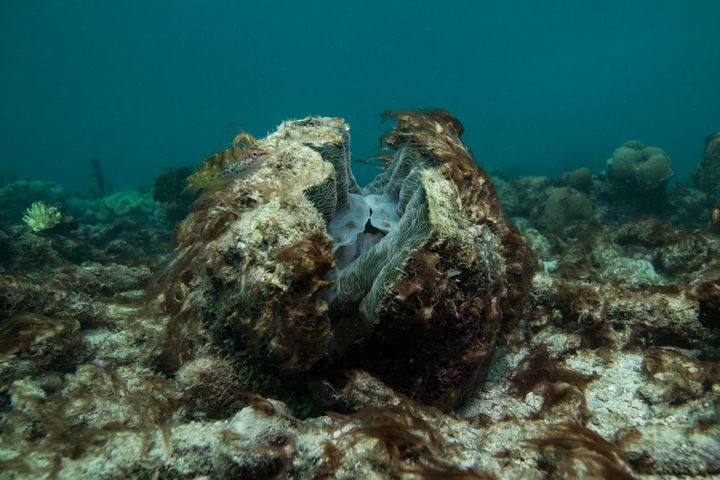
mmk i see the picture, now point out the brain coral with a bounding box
[606,140,674,191]
[542,186,593,230]
[608,146,641,183]
[636,154,674,191]
[559,167,593,192]
[157,110,532,407]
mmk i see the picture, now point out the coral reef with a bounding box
[0,181,66,223]
[606,140,674,192]
[67,190,161,224]
[0,179,184,274]
[0,113,719,479]
[558,167,593,192]
[535,186,593,231]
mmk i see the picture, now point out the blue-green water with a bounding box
[1,0,719,191]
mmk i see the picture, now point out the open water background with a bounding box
[1,0,719,191]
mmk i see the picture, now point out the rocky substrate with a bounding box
[1,126,719,479]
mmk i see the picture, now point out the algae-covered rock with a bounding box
[159,111,532,407]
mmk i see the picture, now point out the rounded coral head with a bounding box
[607,141,674,192]
[636,154,673,190]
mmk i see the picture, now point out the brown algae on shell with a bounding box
[160,111,532,407]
